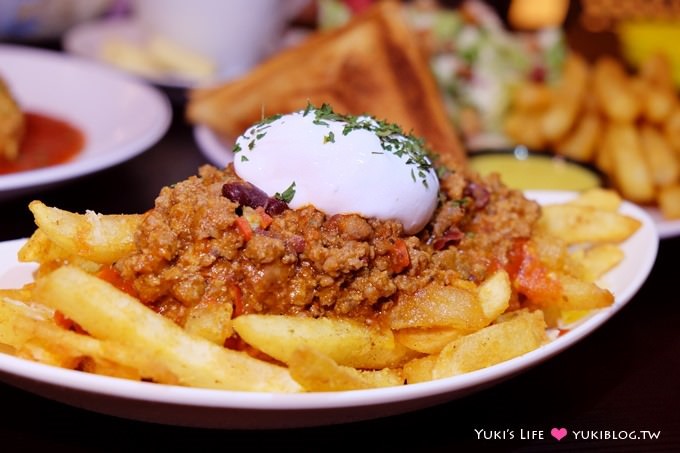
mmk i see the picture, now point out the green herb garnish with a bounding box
[304,102,435,187]
[275,182,296,203]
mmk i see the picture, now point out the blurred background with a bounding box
[3,0,680,220]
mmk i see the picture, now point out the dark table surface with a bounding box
[1,51,679,452]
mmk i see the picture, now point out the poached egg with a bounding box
[232,105,440,234]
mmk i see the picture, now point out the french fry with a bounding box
[402,354,437,384]
[0,297,162,379]
[571,244,625,282]
[477,270,511,321]
[607,123,656,204]
[183,300,234,346]
[511,81,553,112]
[640,84,676,124]
[593,57,641,123]
[639,52,675,92]
[553,112,601,162]
[537,204,642,244]
[568,188,622,212]
[658,184,680,219]
[288,346,403,392]
[18,229,101,275]
[503,111,547,149]
[539,93,581,143]
[233,314,419,369]
[33,266,301,392]
[432,310,546,378]
[388,282,487,330]
[394,326,465,354]
[554,273,614,310]
[639,124,680,187]
[663,106,680,152]
[28,201,143,264]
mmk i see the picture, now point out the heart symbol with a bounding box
[551,427,568,441]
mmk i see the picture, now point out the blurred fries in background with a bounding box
[504,52,680,219]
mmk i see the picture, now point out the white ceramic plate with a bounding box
[0,191,657,429]
[63,18,200,89]
[0,44,171,199]
[63,18,311,90]
[194,124,234,167]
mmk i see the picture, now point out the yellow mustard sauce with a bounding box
[469,152,601,191]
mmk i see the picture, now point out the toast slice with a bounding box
[186,0,466,166]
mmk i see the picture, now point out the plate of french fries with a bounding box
[0,187,656,429]
[503,51,680,237]
[0,44,172,199]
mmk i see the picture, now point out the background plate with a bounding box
[0,44,171,198]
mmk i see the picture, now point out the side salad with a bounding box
[318,0,567,149]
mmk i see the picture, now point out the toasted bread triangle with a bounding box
[187,1,466,166]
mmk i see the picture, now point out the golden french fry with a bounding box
[571,244,625,282]
[639,52,675,92]
[394,326,465,355]
[607,123,656,203]
[183,300,234,345]
[539,94,581,143]
[432,310,547,378]
[658,184,680,219]
[640,84,677,124]
[553,112,601,162]
[0,297,154,379]
[0,298,52,349]
[503,111,548,149]
[402,354,437,384]
[33,266,301,392]
[568,188,622,212]
[593,57,641,123]
[537,204,642,244]
[555,273,614,310]
[640,124,680,187]
[477,270,511,321]
[538,54,590,142]
[233,314,419,369]
[595,124,615,177]
[388,282,487,330]
[511,81,554,112]
[17,229,101,275]
[663,106,680,152]
[288,346,403,392]
[531,232,576,275]
[28,201,143,264]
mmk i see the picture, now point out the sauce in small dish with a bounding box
[469,146,602,191]
[0,112,84,175]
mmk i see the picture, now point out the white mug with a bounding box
[132,0,309,79]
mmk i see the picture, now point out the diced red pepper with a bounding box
[505,239,562,304]
[54,310,87,334]
[97,265,137,297]
[229,283,244,318]
[255,206,273,229]
[235,216,253,241]
[390,238,410,273]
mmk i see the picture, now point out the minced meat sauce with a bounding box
[114,164,540,327]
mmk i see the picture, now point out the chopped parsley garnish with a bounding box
[275,182,296,203]
[323,131,335,144]
[239,102,436,188]
[303,102,435,187]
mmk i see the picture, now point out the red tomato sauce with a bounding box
[0,112,84,174]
